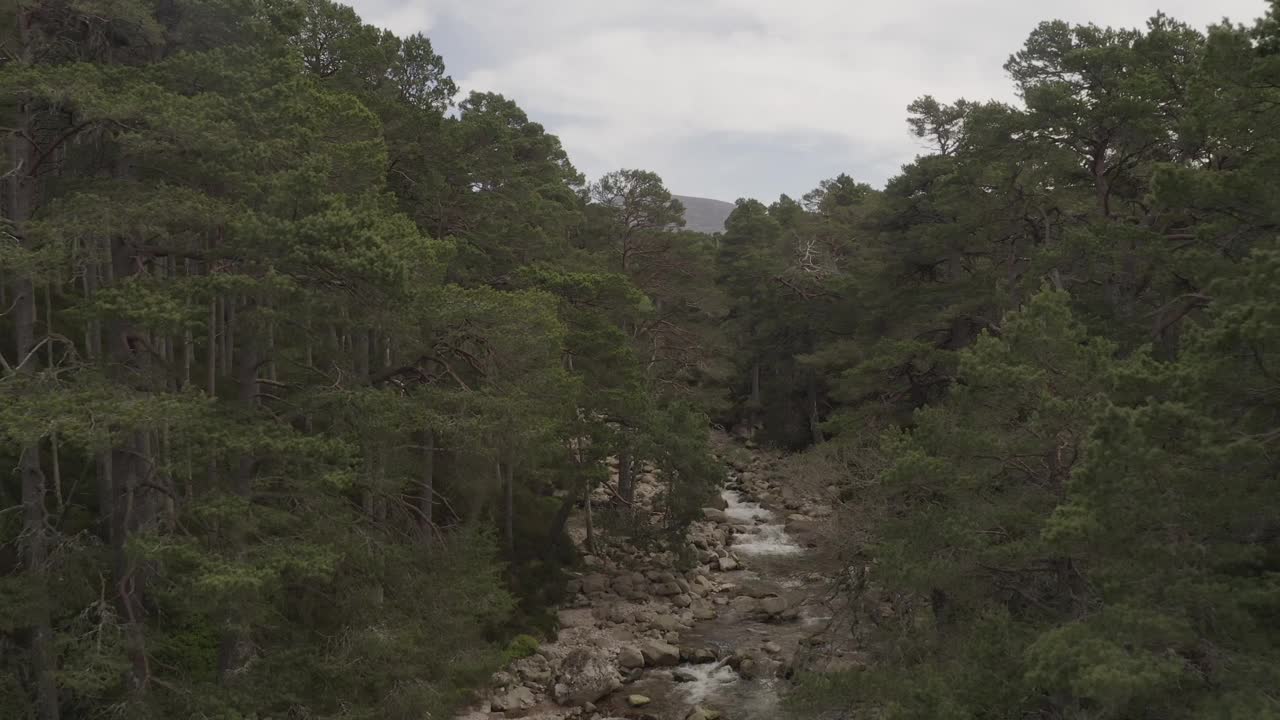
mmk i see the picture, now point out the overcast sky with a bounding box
[347,0,1267,202]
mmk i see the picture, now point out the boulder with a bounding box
[730,595,759,614]
[627,694,652,707]
[640,640,680,667]
[652,614,683,632]
[513,654,553,686]
[618,645,645,669]
[716,557,739,572]
[701,507,728,523]
[580,574,611,594]
[687,706,722,720]
[553,648,619,706]
[692,647,718,664]
[673,668,699,683]
[490,685,536,712]
[653,582,682,597]
[606,604,634,625]
[760,596,789,616]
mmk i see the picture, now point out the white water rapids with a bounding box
[722,490,804,557]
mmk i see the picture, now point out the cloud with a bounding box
[348,0,1269,200]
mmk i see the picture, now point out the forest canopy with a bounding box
[3,1,1279,719]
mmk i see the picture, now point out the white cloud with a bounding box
[348,0,1269,200]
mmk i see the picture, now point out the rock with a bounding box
[701,507,728,523]
[580,574,611,594]
[513,654,552,685]
[692,647,718,663]
[672,594,693,608]
[640,640,680,667]
[762,641,783,655]
[687,705,722,720]
[618,645,645,669]
[692,605,716,621]
[558,608,596,629]
[708,492,729,511]
[653,582,682,596]
[652,614,683,632]
[627,694,652,707]
[672,668,699,683]
[606,603,634,624]
[760,596,789,616]
[730,595,758,614]
[490,685,536,712]
[553,648,619,706]
[716,557,739,572]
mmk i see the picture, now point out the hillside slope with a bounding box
[674,194,735,234]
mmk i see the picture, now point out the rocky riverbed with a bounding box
[455,434,861,720]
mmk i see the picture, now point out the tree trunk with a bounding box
[17,282,60,720]
[501,459,515,555]
[417,430,435,537]
[219,310,258,682]
[207,296,217,396]
[106,233,152,694]
[6,69,61,717]
[807,372,824,446]
[749,361,762,429]
[617,450,634,506]
[584,484,596,555]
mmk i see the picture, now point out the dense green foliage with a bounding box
[8,0,1280,718]
[0,2,722,717]
[708,6,1280,719]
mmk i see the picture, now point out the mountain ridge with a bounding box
[674,194,734,234]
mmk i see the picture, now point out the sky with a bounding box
[346,0,1268,202]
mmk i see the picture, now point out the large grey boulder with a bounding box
[640,639,680,667]
[617,645,644,669]
[490,685,536,712]
[760,596,789,616]
[553,648,620,706]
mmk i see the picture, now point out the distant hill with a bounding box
[674,195,734,234]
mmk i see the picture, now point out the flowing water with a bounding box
[598,488,834,720]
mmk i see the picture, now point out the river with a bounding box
[594,486,838,720]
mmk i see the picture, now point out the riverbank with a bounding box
[455,433,857,720]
